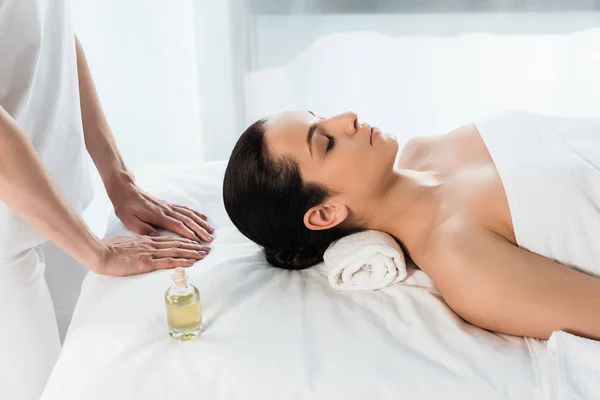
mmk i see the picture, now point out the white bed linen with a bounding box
[41,161,535,400]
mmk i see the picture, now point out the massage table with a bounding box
[42,28,600,399]
[41,161,535,399]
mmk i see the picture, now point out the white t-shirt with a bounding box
[0,0,93,257]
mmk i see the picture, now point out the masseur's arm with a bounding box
[0,106,207,276]
[75,36,213,243]
[426,226,600,340]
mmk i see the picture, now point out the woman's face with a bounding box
[264,111,399,229]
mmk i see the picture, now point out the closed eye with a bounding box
[325,133,335,152]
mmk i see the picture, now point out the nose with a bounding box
[320,112,359,138]
[343,112,358,129]
[330,112,358,136]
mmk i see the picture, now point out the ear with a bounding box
[303,203,349,231]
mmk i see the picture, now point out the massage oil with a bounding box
[165,267,202,340]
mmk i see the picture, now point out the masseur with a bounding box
[0,1,213,399]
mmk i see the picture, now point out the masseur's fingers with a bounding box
[152,248,207,260]
[98,235,203,276]
[153,215,199,242]
[137,222,159,237]
[151,240,210,253]
[135,192,213,242]
[163,209,212,243]
[119,215,159,237]
[149,236,196,243]
[151,258,198,271]
[176,204,208,221]
[171,205,214,237]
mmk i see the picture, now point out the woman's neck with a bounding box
[367,169,443,261]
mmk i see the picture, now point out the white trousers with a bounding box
[42,242,88,342]
[0,243,87,400]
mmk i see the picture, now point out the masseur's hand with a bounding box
[95,235,210,277]
[110,182,214,243]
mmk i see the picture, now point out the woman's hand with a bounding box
[109,182,214,243]
[93,235,210,277]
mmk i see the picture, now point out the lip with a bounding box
[369,126,380,145]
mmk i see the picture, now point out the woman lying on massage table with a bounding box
[223,110,600,341]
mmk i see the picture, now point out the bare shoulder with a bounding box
[419,211,600,340]
[438,122,487,154]
[420,217,505,294]
[421,216,474,270]
[443,122,480,140]
[397,123,484,169]
[421,214,534,309]
[404,122,478,151]
[419,219,508,324]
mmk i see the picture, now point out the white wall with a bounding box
[253,12,600,70]
[193,0,251,161]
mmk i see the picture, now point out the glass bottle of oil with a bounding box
[165,267,202,340]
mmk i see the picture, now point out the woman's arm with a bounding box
[0,106,207,275]
[0,105,105,268]
[425,221,600,340]
[75,36,213,242]
[75,35,132,205]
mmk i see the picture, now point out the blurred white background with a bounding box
[71,0,600,236]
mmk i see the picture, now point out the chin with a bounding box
[382,135,399,161]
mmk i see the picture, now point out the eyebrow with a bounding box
[306,123,318,158]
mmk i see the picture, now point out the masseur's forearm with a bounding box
[0,106,104,269]
[75,36,133,201]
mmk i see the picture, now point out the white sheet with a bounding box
[42,161,534,400]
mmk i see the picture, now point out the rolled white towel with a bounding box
[323,230,407,292]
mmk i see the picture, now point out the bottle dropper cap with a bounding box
[173,267,187,286]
